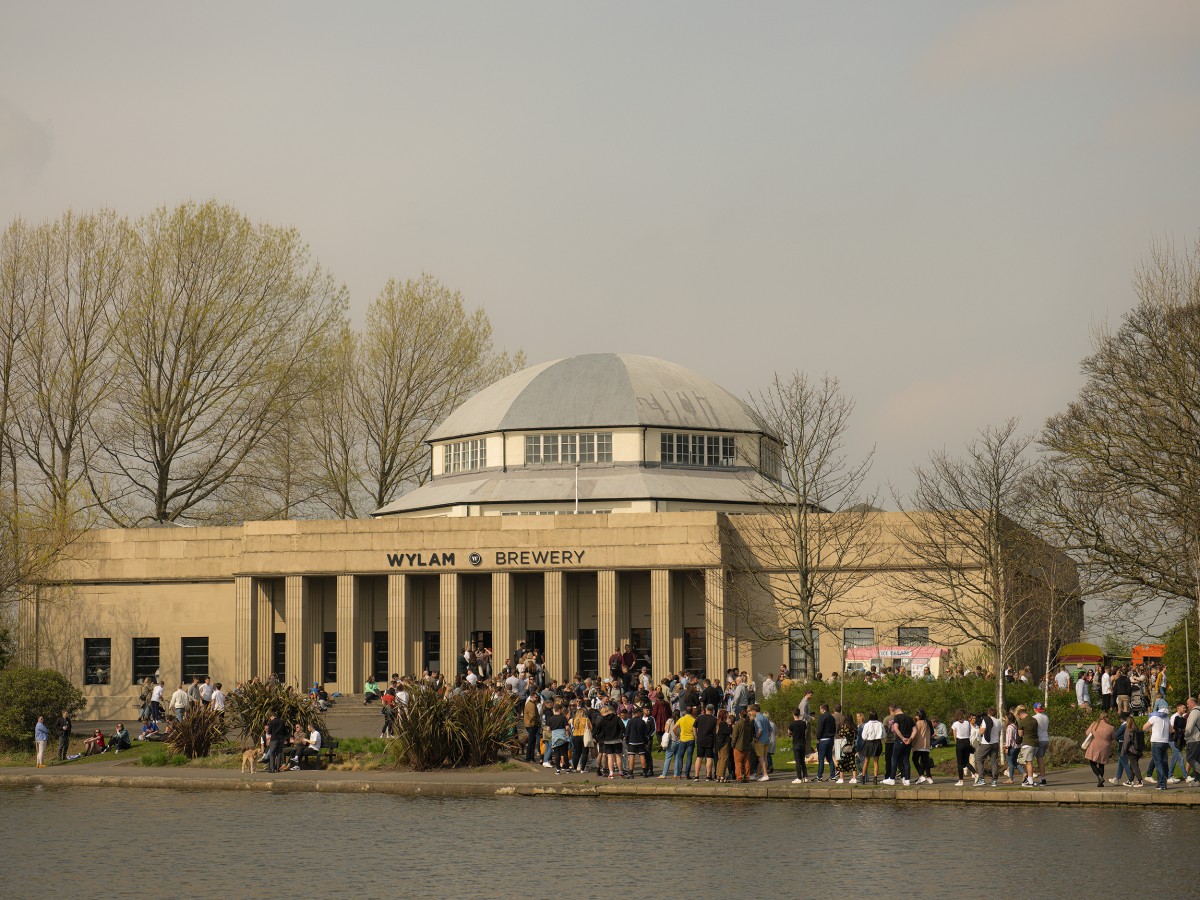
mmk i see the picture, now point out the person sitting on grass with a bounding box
[82,729,106,756]
[109,724,132,753]
[139,720,160,741]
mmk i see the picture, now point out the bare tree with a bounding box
[306,324,361,518]
[351,274,522,513]
[1041,236,1200,673]
[12,211,129,523]
[89,202,348,525]
[890,419,1063,713]
[723,372,879,678]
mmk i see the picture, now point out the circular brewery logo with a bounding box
[468,552,483,567]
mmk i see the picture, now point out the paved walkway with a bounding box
[3,752,1197,807]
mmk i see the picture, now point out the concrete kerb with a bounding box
[3,769,1198,807]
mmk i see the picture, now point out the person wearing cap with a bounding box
[1033,701,1050,785]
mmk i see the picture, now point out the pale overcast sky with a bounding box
[2,1,1199,501]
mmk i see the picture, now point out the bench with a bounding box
[319,738,338,768]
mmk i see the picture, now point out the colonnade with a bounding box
[232,567,731,693]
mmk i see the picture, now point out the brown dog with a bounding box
[241,748,258,773]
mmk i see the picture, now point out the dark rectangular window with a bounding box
[843,628,875,648]
[577,628,598,678]
[180,637,209,681]
[423,631,440,673]
[273,633,286,681]
[469,630,492,654]
[372,631,388,682]
[897,627,929,646]
[322,632,337,684]
[630,627,651,671]
[131,637,159,685]
[84,638,111,685]
[525,630,545,655]
[683,627,706,675]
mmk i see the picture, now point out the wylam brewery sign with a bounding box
[386,549,587,568]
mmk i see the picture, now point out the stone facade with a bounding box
[19,510,1081,719]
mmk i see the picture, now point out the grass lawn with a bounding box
[0,737,153,768]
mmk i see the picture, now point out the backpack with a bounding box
[1130,728,1145,758]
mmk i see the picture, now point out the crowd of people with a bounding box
[352,640,1200,791]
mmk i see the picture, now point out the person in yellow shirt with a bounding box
[672,706,697,779]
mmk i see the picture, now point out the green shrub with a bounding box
[390,686,519,770]
[141,746,188,766]
[763,677,1093,741]
[226,680,327,747]
[0,666,86,751]
[1044,735,1084,768]
[763,677,1039,730]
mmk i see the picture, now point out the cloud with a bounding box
[916,0,1200,84]
[0,96,52,183]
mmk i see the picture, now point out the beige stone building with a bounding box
[18,354,1080,718]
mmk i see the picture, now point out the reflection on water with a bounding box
[0,786,1188,899]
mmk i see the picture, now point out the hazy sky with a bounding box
[3,1,1199,501]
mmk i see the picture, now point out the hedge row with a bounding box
[761,678,1097,743]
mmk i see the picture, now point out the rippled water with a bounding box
[0,786,1188,899]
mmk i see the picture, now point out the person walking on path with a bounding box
[34,716,49,768]
[1113,711,1144,787]
[1083,711,1115,787]
[1144,706,1172,790]
[54,709,72,762]
[974,708,1001,787]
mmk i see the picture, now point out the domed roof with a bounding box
[430,353,765,440]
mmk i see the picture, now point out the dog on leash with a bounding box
[241,748,258,773]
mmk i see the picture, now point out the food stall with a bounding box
[845,645,949,678]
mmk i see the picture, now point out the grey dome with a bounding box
[429,353,765,440]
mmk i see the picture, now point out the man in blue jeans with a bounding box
[815,703,836,781]
[883,706,915,786]
[1144,707,1172,790]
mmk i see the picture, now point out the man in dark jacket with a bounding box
[264,711,289,773]
[626,707,654,777]
[815,704,837,781]
[592,705,626,779]
[55,710,72,761]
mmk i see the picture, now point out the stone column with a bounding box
[544,571,574,682]
[650,568,670,678]
[284,575,309,686]
[387,573,407,680]
[491,572,514,672]
[255,580,274,679]
[597,570,627,669]
[704,568,727,681]
[335,575,361,693]
[404,579,425,676]
[234,575,256,683]
[439,573,462,677]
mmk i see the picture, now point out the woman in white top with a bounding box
[859,710,885,784]
[951,709,975,786]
